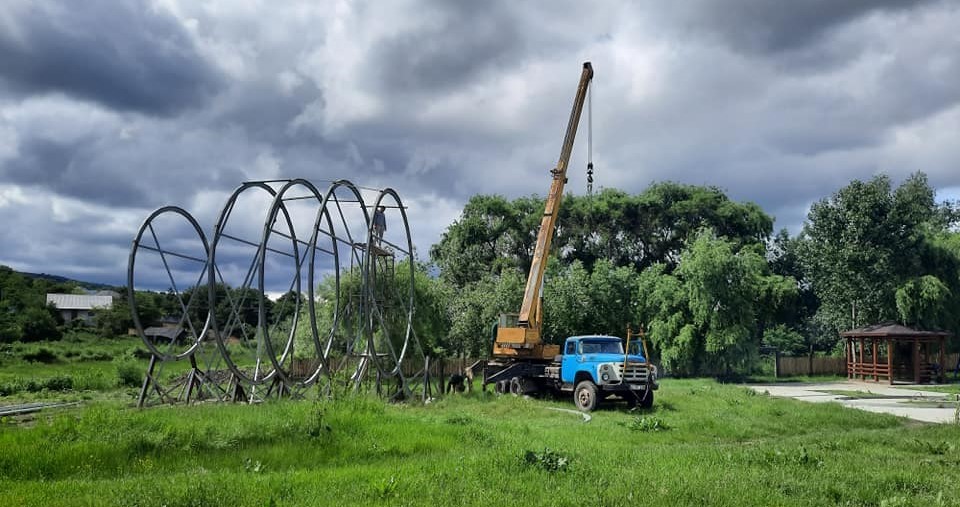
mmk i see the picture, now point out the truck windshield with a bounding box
[580,340,624,354]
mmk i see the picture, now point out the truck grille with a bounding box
[616,362,650,383]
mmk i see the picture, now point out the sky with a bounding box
[1,0,959,289]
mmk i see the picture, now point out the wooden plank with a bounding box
[913,338,921,384]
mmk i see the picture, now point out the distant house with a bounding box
[143,326,186,343]
[46,294,113,324]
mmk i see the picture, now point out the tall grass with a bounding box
[1,379,959,506]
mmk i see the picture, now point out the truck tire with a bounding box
[574,380,598,412]
[496,380,509,395]
[509,377,523,396]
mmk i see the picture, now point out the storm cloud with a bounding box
[1,0,959,286]
[0,0,223,116]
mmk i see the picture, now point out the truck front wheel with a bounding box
[574,380,598,412]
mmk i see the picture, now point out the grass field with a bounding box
[2,378,960,506]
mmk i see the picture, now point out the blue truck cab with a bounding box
[557,335,658,411]
[483,334,659,412]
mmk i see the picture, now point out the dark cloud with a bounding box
[0,0,223,116]
[661,0,939,56]
[371,1,521,93]
[2,0,960,288]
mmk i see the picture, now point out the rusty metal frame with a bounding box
[128,179,424,407]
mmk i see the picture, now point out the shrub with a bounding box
[22,347,61,364]
[116,361,143,387]
[127,346,153,360]
[522,448,570,472]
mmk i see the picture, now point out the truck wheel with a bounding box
[509,377,523,396]
[574,380,598,412]
[495,380,508,395]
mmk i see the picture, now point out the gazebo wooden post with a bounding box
[860,336,867,380]
[872,339,878,382]
[845,338,851,380]
[913,337,921,384]
[939,336,946,384]
[886,337,893,385]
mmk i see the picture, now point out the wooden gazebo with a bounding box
[842,323,950,384]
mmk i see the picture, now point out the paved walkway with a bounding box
[747,381,959,424]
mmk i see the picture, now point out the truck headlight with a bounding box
[601,373,610,382]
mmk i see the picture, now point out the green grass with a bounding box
[0,336,161,402]
[2,379,960,506]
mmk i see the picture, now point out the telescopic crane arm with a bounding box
[493,61,593,359]
[520,61,593,328]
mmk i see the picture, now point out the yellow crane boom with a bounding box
[493,61,594,360]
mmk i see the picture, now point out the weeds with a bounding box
[914,439,954,455]
[373,476,399,499]
[627,416,669,432]
[242,458,265,474]
[522,448,570,472]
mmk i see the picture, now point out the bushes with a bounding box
[19,306,62,342]
[115,361,143,388]
[22,347,61,364]
[0,375,74,395]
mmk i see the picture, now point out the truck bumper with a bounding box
[599,382,658,393]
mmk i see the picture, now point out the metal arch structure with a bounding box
[127,179,430,407]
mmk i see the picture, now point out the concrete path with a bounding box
[747,381,959,424]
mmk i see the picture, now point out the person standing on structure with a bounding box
[372,205,386,246]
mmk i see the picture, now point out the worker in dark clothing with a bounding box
[372,206,386,245]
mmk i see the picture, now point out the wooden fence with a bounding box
[292,354,960,381]
[777,356,845,376]
[777,353,959,378]
[288,357,484,382]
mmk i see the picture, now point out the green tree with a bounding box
[895,275,951,329]
[798,172,953,335]
[431,184,776,290]
[446,270,525,357]
[20,304,62,342]
[308,260,452,359]
[636,230,796,376]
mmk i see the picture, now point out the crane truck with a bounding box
[482,62,658,412]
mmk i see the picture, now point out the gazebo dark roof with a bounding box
[143,326,184,340]
[841,323,951,338]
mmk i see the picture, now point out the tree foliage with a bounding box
[309,260,452,358]
[635,230,797,376]
[798,173,957,334]
[431,183,775,285]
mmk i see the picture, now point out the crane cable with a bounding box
[586,83,594,196]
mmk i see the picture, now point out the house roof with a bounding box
[840,323,951,338]
[143,327,184,340]
[46,294,113,310]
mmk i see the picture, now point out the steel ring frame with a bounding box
[257,178,331,388]
[128,206,211,361]
[307,179,369,383]
[209,181,294,385]
[361,188,416,381]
